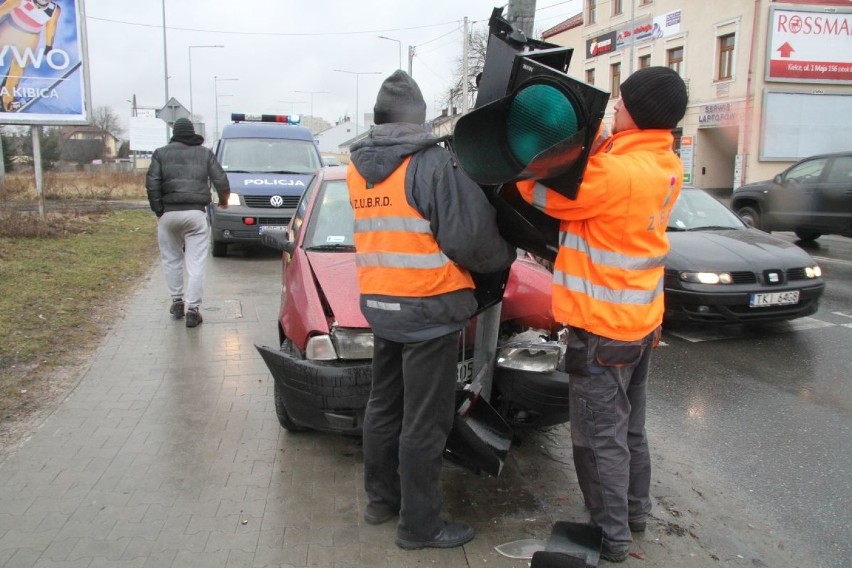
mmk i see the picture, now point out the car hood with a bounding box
[305,251,368,328]
[666,228,816,271]
[225,172,314,194]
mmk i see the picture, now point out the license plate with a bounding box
[258,225,287,234]
[749,290,800,307]
[457,358,474,383]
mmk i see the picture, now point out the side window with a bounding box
[290,175,320,241]
[826,156,852,184]
[786,159,827,184]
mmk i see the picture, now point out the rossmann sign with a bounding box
[766,6,852,84]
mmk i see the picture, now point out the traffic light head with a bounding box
[454,51,609,199]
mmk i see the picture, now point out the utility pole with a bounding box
[462,17,469,114]
[408,45,415,76]
[507,0,536,38]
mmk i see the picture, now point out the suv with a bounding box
[732,152,852,241]
[209,114,323,256]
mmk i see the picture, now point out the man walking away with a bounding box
[146,118,230,328]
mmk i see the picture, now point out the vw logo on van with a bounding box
[270,195,284,208]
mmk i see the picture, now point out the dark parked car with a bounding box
[256,166,570,441]
[731,151,852,241]
[664,186,825,324]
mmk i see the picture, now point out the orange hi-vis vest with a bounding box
[347,157,475,298]
[516,129,682,341]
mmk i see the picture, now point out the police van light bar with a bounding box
[231,113,301,125]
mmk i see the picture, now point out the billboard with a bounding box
[0,0,91,125]
[766,5,852,84]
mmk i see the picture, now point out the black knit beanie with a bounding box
[172,118,195,137]
[620,66,688,130]
[373,70,427,125]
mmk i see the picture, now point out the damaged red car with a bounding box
[256,166,570,441]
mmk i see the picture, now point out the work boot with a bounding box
[396,522,475,550]
[185,307,203,328]
[169,299,185,319]
[600,542,629,563]
[629,517,647,532]
[364,502,398,525]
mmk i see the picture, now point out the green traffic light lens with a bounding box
[506,84,579,166]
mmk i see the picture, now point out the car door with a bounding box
[818,155,852,232]
[767,157,828,230]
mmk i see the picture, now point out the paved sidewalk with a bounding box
[0,249,800,568]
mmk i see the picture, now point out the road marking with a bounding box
[665,317,836,343]
[811,256,852,267]
[833,311,852,320]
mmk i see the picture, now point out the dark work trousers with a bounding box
[362,331,459,540]
[567,327,657,550]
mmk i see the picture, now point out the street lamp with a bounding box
[214,76,237,141]
[189,44,223,119]
[333,69,382,136]
[377,35,402,70]
[295,90,329,133]
[277,100,304,115]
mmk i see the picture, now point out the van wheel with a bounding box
[736,205,761,229]
[211,239,228,257]
[794,230,821,241]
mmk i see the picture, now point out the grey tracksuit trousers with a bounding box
[157,210,209,309]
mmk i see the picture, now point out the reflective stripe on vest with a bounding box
[347,157,474,297]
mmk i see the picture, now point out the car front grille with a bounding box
[731,271,758,284]
[244,195,301,208]
[787,268,808,281]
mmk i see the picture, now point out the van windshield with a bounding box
[220,139,322,174]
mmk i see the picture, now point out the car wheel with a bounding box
[210,235,228,257]
[273,379,308,432]
[794,230,821,241]
[737,205,761,229]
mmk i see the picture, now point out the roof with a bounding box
[541,12,583,39]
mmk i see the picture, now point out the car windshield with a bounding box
[219,139,322,174]
[304,179,355,250]
[667,188,746,231]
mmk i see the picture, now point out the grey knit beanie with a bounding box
[172,118,195,137]
[373,70,427,125]
[620,66,688,130]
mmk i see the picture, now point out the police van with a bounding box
[209,113,323,257]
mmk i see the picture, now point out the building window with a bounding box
[718,33,735,80]
[667,47,684,75]
[638,54,651,69]
[586,68,595,86]
[610,62,621,99]
[613,0,623,16]
[587,0,597,24]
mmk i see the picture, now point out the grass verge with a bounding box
[0,208,158,432]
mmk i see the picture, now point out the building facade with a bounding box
[542,0,851,191]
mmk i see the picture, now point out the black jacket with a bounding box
[145,140,230,216]
[349,123,515,342]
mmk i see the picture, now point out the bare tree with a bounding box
[91,105,124,137]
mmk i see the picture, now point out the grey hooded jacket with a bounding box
[349,123,515,343]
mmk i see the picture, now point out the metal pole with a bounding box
[295,90,329,133]
[214,76,218,142]
[161,0,169,142]
[189,45,223,120]
[408,46,415,76]
[334,70,381,136]
[462,17,469,114]
[32,126,45,222]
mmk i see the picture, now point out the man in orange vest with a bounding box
[347,70,515,550]
[516,66,688,562]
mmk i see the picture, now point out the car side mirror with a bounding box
[774,174,783,184]
[260,230,295,254]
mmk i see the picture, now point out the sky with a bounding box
[83,0,582,140]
